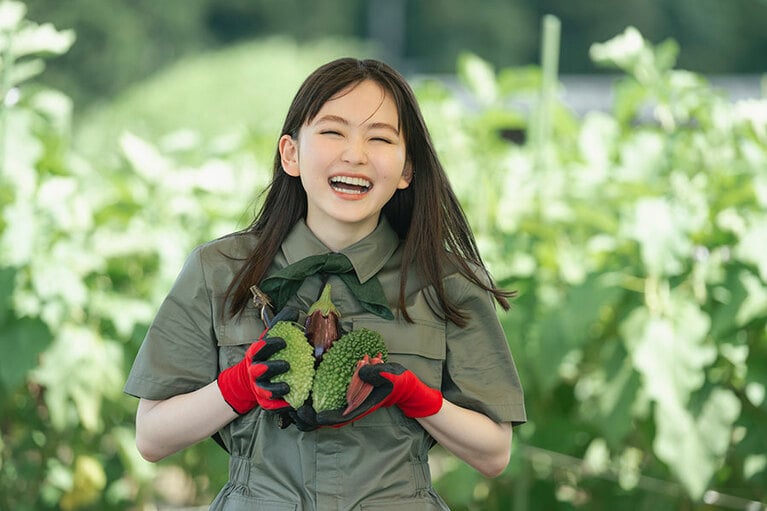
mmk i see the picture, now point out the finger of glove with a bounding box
[256,396,291,411]
[250,336,287,362]
[254,379,290,399]
[357,362,407,385]
[316,385,392,426]
[289,406,319,432]
[248,359,289,381]
[315,411,354,428]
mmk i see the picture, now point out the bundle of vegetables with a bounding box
[260,283,388,415]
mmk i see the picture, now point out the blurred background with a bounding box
[2,0,767,509]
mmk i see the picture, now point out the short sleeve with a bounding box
[124,246,219,400]
[442,274,526,425]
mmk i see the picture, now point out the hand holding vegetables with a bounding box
[217,332,292,414]
[217,307,303,414]
[296,361,443,429]
[354,362,444,418]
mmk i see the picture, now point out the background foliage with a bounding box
[2,1,766,509]
[19,0,767,111]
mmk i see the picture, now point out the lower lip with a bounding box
[331,184,370,200]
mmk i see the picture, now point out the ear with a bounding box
[279,134,300,176]
[397,161,413,189]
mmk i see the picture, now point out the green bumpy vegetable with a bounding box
[266,321,316,409]
[312,328,388,412]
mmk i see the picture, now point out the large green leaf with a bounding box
[654,388,741,499]
[0,316,52,390]
[624,295,715,412]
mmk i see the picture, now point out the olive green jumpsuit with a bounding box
[125,219,526,510]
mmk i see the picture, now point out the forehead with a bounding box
[313,80,400,123]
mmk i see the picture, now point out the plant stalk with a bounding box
[0,31,12,173]
[533,14,561,172]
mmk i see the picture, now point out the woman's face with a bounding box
[279,79,411,250]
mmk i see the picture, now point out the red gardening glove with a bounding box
[353,362,443,418]
[217,329,291,415]
[292,362,443,430]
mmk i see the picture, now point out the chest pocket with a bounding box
[352,317,446,389]
[215,305,266,368]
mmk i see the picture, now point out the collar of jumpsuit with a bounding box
[260,218,399,319]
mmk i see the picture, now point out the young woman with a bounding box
[125,57,526,510]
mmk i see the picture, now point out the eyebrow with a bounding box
[314,114,400,135]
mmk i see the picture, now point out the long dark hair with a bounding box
[225,58,514,326]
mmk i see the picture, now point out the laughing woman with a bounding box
[125,57,526,510]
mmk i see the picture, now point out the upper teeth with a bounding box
[330,176,371,188]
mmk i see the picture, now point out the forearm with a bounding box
[417,399,512,478]
[135,381,237,462]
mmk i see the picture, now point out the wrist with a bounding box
[399,384,443,418]
[217,358,257,415]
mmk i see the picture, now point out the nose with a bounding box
[341,136,368,165]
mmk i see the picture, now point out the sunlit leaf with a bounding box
[736,271,767,326]
[31,325,123,431]
[625,297,715,412]
[734,215,767,282]
[119,132,171,183]
[0,1,25,32]
[59,455,106,510]
[10,23,75,58]
[8,58,45,88]
[457,53,498,105]
[743,455,767,480]
[654,388,741,499]
[589,26,653,76]
[2,109,43,179]
[622,197,693,276]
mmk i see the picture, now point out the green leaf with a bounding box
[8,58,45,88]
[534,274,623,391]
[708,267,749,340]
[654,387,741,499]
[734,215,767,282]
[0,316,52,390]
[0,1,25,33]
[622,197,693,276]
[456,53,498,105]
[10,23,76,58]
[624,296,715,411]
[736,271,767,326]
[594,344,642,447]
[589,26,651,73]
[0,266,15,324]
[32,325,123,431]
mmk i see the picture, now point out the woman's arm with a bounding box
[135,382,237,462]
[417,400,512,478]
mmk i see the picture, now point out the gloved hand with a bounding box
[217,308,298,415]
[290,362,443,430]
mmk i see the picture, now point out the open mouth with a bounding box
[329,176,372,195]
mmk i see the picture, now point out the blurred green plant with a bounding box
[1,2,266,508]
[421,26,767,511]
[2,2,767,508]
